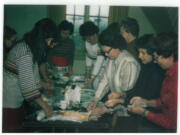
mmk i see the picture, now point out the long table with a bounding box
[22,74,137,133]
[22,112,112,133]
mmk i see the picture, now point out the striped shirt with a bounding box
[3,41,41,108]
[94,50,141,102]
[47,38,75,66]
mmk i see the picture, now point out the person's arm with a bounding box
[88,73,109,111]
[94,72,109,102]
[85,55,104,88]
[85,55,93,79]
[17,54,53,117]
[17,54,42,101]
[147,72,177,129]
[39,63,49,81]
[68,40,75,75]
[35,98,53,117]
[39,63,54,90]
[130,96,157,107]
[68,65,73,75]
[91,55,104,77]
[119,60,141,92]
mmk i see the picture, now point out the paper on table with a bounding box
[65,85,81,104]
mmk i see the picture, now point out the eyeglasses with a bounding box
[105,47,113,54]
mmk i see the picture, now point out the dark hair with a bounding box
[58,20,74,35]
[107,22,120,36]
[79,21,99,37]
[137,34,157,55]
[24,18,58,63]
[4,25,17,40]
[155,32,178,61]
[120,17,139,38]
[99,27,126,50]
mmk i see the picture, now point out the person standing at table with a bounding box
[124,34,165,132]
[120,17,139,60]
[3,18,58,132]
[3,25,17,61]
[128,32,178,132]
[79,21,105,88]
[88,25,140,114]
[47,20,75,76]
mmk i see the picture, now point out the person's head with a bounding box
[107,22,120,35]
[137,34,157,64]
[4,25,17,49]
[79,21,99,45]
[120,17,139,43]
[99,28,126,59]
[153,32,178,70]
[24,18,58,63]
[58,20,74,40]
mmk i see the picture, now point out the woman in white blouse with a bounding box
[88,26,141,114]
[79,21,105,88]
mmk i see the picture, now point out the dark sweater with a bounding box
[47,38,75,66]
[126,62,165,132]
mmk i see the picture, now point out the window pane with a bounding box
[99,18,108,33]
[75,5,84,15]
[89,17,108,33]
[74,16,84,33]
[73,32,84,49]
[89,17,99,26]
[90,5,99,16]
[100,6,109,17]
[66,5,74,14]
[66,15,74,23]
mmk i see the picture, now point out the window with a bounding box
[66,5,109,49]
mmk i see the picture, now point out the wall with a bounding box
[128,6,156,37]
[4,5,48,40]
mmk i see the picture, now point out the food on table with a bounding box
[59,111,89,121]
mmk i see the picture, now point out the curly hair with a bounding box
[137,34,157,55]
[155,32,178,61]
[58,20,74,35]
[120,17,139,38]
[23,18,58,63]
[79,21,99,38]
[99,27,126,50]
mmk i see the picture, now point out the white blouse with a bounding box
[85,41,105,76]
[94,50,141,102]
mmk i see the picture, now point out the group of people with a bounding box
[3,17,177,133]
[86,18,177,133]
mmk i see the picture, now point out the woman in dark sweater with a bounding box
[126,34,165,132]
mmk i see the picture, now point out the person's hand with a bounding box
[88,102,98,112]
[43,104,53,117]
[130,96,147,106]
[91,107,107,116]
[40,81,49,90]
[46,79,54,90]
[105,99,124,107]
[108,92,126,100]
[128,105,146,115]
